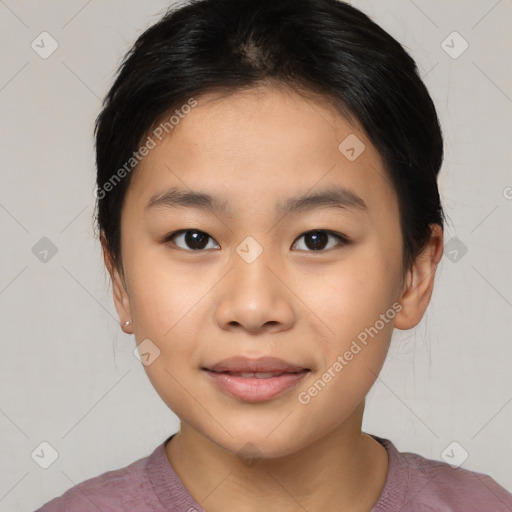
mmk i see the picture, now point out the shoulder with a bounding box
[373,436,512,512]
[34,446,160,512]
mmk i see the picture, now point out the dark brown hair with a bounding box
[94,0,445,276]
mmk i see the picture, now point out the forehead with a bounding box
[125,86,395,217]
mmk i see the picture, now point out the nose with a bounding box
[215,248,296,334]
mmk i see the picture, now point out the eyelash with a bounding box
[163,229,350,252]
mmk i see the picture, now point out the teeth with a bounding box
[237,372,281,378]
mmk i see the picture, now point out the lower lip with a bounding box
[204,370,309,402]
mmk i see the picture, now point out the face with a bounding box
[106,86,438,458]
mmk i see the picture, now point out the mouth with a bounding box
[208,370,308,378]
[202,357,311,402]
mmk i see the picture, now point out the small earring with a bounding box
[123,320,132,327]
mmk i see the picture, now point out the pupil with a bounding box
[185,230,209,250]
[183,230,329,251]
[306,231,327,250]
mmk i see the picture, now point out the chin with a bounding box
[203,424,313,461]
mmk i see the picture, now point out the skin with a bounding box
[102,84,443,512]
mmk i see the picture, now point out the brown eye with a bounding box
[292,230,348,251]
[164,229,348,252]
[165,230,220,251]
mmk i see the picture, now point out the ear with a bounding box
[100,231,133,334]
[394,224,443,330]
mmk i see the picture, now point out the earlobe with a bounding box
[394,224,444,330]
[100,231,133,333]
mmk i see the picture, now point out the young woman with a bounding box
[36,0,512,510]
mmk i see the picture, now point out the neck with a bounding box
[165,402,389,512]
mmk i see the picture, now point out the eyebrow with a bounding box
[145,185,368,216]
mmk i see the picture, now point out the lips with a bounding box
[205,356,310,374]
[203,357,311,402]
[223,371,295,379]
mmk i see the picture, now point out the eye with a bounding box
[164,228,349,252]
[291,230,349,252]
[165,229,220,251]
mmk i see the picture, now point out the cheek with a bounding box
[304,244,400,407]
[124,247,207,386]
[127,255,204,415]
[296,262,397,430]
[126,241,200,330]
[314,248,400,339]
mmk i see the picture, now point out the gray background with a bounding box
[0,0,511,510]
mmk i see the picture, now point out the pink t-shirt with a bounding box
[35,434,512,511]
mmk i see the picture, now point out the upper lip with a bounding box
[204,357,310,373]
